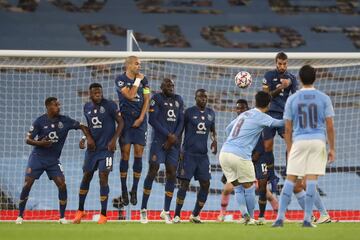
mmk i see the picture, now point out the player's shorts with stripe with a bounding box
[149,140,180,167]
[286,139,327,177]
[25,153,64,180]
[177,152,211,181]
[83,150,114,172]
[219,151,255,183]
[119,114,147,146]
[263,111,284,140]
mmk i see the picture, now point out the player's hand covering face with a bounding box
[90,87,103,104]
[276,58,288,74]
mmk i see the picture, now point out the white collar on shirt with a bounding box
[300,87,316,91]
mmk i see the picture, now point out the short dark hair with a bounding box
[299,65,316,85]
[236,99,248,107]
[45,97,57,107]
[89,83,103,90]
[255,91,271,108]
[275,52,288,61]
[195,88,206,96]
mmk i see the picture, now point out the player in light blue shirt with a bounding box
[219,91,284,224]
[273,65,335,228]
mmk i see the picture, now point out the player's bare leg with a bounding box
[120,144,131,206]
[130,144,144,205]
[73,171,94,224]
[98,171,110,224]
[266,188,279,211]
[140,162,159,223]
[217,182,233,222]
[190,180,210,224]
[16,176,35,224]
[53,176,68,224]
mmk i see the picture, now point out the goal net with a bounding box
[0,51,359,221]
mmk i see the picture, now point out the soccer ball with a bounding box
[234,71,252,88]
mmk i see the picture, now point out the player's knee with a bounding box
[294,181,304,193]
[165,167,176,181]
[258,180,267,192]
[58,182,67,191]
[83,172,93,184]
[99,172,109,186]
[166,172,176,182]
[24,177,35,189]
[200,181,210,190]
[134,145,144,157]
[148,164,159,179]
[180,180,190,191]
[121,152,130,160]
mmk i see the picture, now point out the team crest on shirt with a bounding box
[58,122,64,129]
[100,106,105,113]
[175,101,179,108]
[150,99,156,107]
[207,114,213,121]
[117,81,124,87]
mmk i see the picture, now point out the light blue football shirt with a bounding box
[221,108,284,161]
[284,88,335,142]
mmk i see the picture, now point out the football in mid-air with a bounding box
[234,71,252,88]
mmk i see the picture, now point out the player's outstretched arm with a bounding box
[326,117,335,163]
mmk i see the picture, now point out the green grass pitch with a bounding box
[1,222,359,240]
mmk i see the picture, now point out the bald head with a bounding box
[125,56,141,77]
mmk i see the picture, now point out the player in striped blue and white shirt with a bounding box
[273,65,335,228]
[219,91,284,225]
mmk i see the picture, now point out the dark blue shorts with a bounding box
[25,153,64,180]
[149,141,179,167]
[119,120,147,146]
[263,111,284,140]
[177,153,211,181]
[83,151,114,173]
[254,155,276,181]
